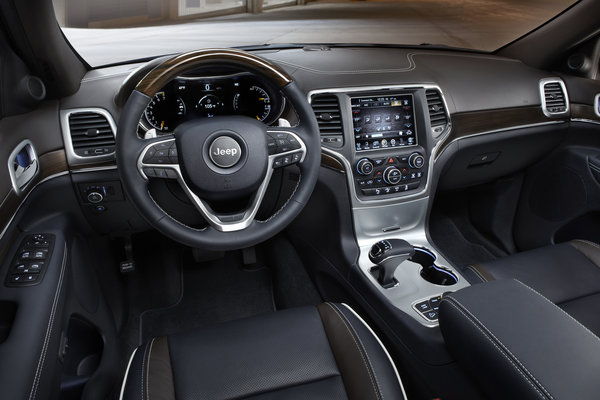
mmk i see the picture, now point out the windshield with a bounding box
[54,0,577,67]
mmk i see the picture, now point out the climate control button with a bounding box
[383,167,402,185]
[356,158,374,175]
[408,153,425,169]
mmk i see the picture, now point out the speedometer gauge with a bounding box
[144,91,186,132]
[233,85,272,122]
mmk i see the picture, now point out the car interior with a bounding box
[2,0,600,399]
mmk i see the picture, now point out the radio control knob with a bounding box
[408,153,425,169]
[383,167,402,185]
[356,158,374,175]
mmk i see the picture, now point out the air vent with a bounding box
[311,94,343,148]
[66,110,116,158]
[540,79,569,117]
[426,89,449,138]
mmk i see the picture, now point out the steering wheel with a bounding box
[116,49,320,251]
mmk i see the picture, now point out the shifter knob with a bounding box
[369,239,415,287]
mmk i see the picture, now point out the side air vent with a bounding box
[61,109,117,164]
[310,94,343,148]
[540,79,569,117]
[425,89,449,138]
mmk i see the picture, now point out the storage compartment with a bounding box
[0,301,17,344]
[60,317,103,400]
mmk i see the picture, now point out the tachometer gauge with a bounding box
[144,91,186,132]
[233,85,272,122]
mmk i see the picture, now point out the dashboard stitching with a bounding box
[271,51,520,75]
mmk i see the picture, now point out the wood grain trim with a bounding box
[135,49,292,96]
[571,103,600,123]
[0,150,68,238]
[321,152,345,172]
[434,106,561,160]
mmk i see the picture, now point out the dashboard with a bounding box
[139,72,285,133]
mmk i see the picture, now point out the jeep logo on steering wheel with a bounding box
[208,136,242,168]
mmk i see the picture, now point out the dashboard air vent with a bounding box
[540,79,569,117]
[311,94,343,148]
[67,111,116,157]
[426,89,449,138]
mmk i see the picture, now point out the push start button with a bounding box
[208,136,242,168]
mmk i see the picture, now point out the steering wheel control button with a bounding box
[209,136,242,168]
[143,168,157,178]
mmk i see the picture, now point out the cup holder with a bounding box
[411,247,458,286]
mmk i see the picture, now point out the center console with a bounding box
[309,84,468,326]
[350,93,427,199]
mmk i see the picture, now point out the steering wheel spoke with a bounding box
[178,166,275,232]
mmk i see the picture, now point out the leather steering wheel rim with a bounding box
[116,49,321,251]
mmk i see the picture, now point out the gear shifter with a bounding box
[369,239,415,288]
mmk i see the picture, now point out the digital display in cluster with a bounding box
[351,94,416,151]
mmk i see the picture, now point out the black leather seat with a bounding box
[462,239,600,336]
[120,302,406,400]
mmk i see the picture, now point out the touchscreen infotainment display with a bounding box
[351,94,416,151]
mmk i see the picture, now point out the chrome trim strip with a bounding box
[60,108,118,166]
[539,77,570,118]
[595,93,600,118]
[70,165,118,174]
[571,118,600,126]
[7,139,39,196]
[136,133,306,232]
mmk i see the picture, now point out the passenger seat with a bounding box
[462,240,600,336]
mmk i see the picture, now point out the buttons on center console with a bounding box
[354,152,425,198]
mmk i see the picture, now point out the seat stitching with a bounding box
[442,298,548,400]
[146,338,156,400]
[140,341,151,400]
[445,297,554,400]
[326,303,383,400]
[514,280,600,344]
[331,303,385,400]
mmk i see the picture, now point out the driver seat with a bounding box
[120,302,406,400]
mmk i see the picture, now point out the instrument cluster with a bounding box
[140,72,285,133]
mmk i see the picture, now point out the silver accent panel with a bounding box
[308,85,468,326]
[137,132,306,233]
[8,140,39,196]
[539,78,570,117]
[60,108,117,166]
[595,93,600,118]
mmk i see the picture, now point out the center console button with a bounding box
[383,167,402,185]
[409,153,425,169]
[356,158,374,175]
[415,300,432,312]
